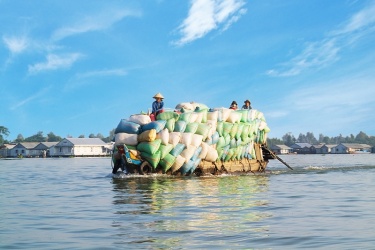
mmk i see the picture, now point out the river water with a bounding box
[1,154,375,249]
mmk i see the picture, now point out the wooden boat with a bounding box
[111,103,277,176]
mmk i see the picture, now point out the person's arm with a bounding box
[152,101,157,113]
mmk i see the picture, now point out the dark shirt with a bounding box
[242,105,252,110]
[152,101,164,114]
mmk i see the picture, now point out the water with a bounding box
[1,154,375,249]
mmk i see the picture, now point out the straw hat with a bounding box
[153,93,164,99]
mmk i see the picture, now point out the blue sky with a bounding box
[1,0,375,141]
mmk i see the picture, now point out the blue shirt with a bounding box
[152,101,164,113]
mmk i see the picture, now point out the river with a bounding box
[1,154,374,249]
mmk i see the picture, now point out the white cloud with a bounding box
[267,39,340,77]
[75,68,127,79]
[52,8,140,41]
[173,0,246,46]
[2,35,28,54]
[267,1,375,77]
[28,53,83,73]
[10,87,50,110]
[334,1,375,35]
[63,68,127,91]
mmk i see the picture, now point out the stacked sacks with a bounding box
[113,104,270,175]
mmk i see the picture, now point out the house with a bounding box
[270,145,292,154]
[34,142,58,157]
[9,142,40,157]
[51,138,110,157]
[289,143,312,154]
[321,144,336,154]
[310,144,325,154]
[331,143,372,154]
[0,144,16,158]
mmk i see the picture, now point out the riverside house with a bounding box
[270,144,292,154]
[331,143,372,154]
[51,138,111,157]
[289,143,312,154]
[9,142,40,157]
[0,144,16,157]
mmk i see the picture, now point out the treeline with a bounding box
[1,126,375,147]
[0,127,115,144]
[267,131,375,147]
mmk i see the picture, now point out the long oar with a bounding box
[262,146,293,170]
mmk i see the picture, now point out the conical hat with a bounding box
[153,93,164,99]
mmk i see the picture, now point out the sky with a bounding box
[1,0,375,141]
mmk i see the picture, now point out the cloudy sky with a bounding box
[1,0,375,140]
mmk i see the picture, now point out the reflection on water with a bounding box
[111,175,271,247]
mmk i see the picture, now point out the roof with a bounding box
[311,144,325,149]
[339,143,372,149]
[39,142,58,147]
[34,142,58,150]
[15,142,40,149]
[270,145,291,150]
[290,143,312,148]
[0,144,16,149]
[65,138,107,145]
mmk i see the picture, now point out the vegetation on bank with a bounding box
[267,131,375,147]
[1,125,374,147]
[0,127,115,145]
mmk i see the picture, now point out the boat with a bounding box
[111,102,275,176]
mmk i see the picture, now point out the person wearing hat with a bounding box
[242,99,252,110]
[229,101,238,110]
[151,93,164,119]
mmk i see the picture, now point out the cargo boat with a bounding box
[111,101,275,176]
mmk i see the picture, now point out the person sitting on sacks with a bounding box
[242,99,252,110]
[151,93,164,120]
[229,101,238,110]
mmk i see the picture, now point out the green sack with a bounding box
[159,143,174,159]
[229,123,238,138]
[137,139,161,155]
[141,151,161,169]
[157,111,180,121]
[216,121,224,137]
[222,122,233,137]
[159,153,176,173]
[185,122,199,133]
[166,118,175,133]
[196,123,210,140]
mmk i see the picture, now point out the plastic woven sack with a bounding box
[115,120,141,134]
[141,120,166,133]
[137,139,162,155]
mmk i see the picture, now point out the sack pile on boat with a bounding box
[113,102,270,175]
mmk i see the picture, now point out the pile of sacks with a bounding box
[114,102,270,175]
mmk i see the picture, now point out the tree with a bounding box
[318,134,330,144]
[47,132,62,142]
[89,133,96,138]
[355,131,368,144]
[306,132,318,144]
[0,126,10,144]
[15,134,24,143]
[282,132,295,146]
[24,131,46,142]
[78,135,85,138]
[267,137,284,147]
